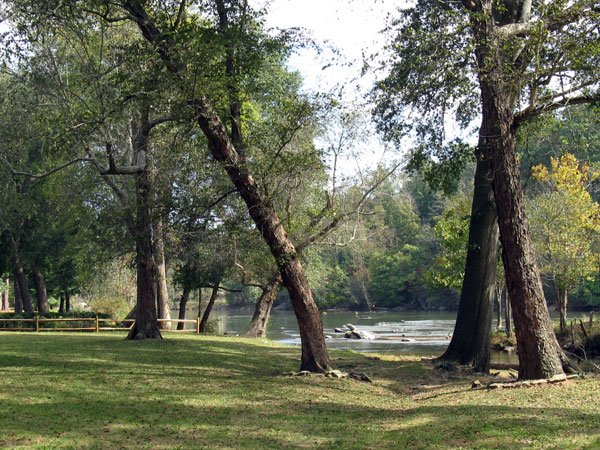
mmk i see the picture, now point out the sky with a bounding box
[261,0,398,92]
[251,0,403,175]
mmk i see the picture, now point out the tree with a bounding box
[529,153,600,332]
[375,0,600,378]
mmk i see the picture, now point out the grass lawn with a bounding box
[0,332,599,449]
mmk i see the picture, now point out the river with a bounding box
[172,307,594,365]
[175,308,472,358]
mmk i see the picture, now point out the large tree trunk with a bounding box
[154,218,171,330]
[437,154,498,373]
[177,285,190,331]
[32,268,50,313]
[467,0,569,380]
[13,278,22,314]
[59,294,65,314]
[124,1,330,372]
[65,291,71,312]
[127,113,161,340]
[199,283,220,333]
[241,273,282,338]
[6,231,33,313]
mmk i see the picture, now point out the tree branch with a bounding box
[4,157,90,180]
[515,92,600,128]
[232,238,266,289]
[173,0,186,30]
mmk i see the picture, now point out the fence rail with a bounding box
[0,316,202,333]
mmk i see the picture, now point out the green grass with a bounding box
[0,333,599,449]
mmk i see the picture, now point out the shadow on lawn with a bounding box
[1,333,599,448]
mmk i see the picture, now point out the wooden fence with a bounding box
[0,317,202,333]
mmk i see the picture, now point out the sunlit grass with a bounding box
[0,332,599,449]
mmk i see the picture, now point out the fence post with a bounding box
[196,317,200,334]
[95,315,99,332]
[35,315,39,332]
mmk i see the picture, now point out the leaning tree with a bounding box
[6,0,332,372]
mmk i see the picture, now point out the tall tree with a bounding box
[114,0,331,371]
[375,0,600,378]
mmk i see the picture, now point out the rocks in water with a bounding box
[344,329,376,340]
[334,327,346,333]
[344,323,356,331]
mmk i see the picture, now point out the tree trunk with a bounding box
[199,283,220,333]
[495,284,503,330]
[154,217,171,330]
[176,285,190,331]
[241,273,282,338]
[59,294,65,314]
[6,231,33,313]
[32,268,50,313]
[467,2,568,380]
[437,154,498,373]
[65,291,71,312]
[503,287,512,339]
[124,1,330,372]
[14,278,22,314]
[556,285,568,334]
[1,278,8,311]
[127,112,161,340]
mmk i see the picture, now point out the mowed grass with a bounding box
[0,333,599,449]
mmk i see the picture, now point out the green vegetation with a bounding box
[0,333,599,449]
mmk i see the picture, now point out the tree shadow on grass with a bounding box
[1,333,599,448]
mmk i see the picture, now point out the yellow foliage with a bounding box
[528,153,600,292]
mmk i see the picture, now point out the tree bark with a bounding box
[32,268,50,313]
[177,285,190,331]
[466,0,568,380]
[154,217,171,330]
[14,277,22,314]
[65,291,71,312]
[437,154,498,373]
[59,294,65,313]
[241,272,282,338]
[127,110,161,340]
[122,0,330,371]
[5,231,33,313]
[199,283,220,333]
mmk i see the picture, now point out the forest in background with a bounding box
[0,1,599,322]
